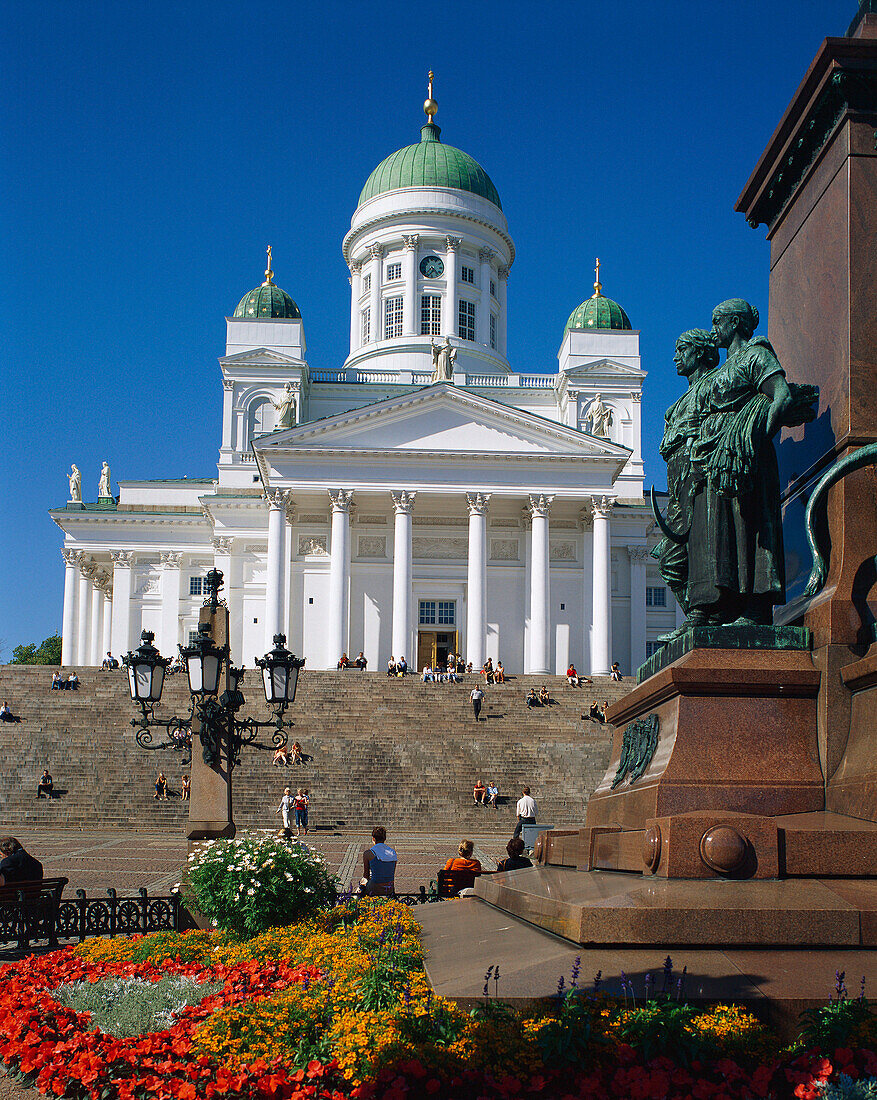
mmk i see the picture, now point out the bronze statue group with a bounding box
[652,298,817,643]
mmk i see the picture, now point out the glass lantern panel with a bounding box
[287,664,300,702]
[187,658,204,694]
[262,666,272,701]
[202,654,221,695]
[271,666,288,701]
[127,664,138,700]
[134,663,153,700]
[152,665,165,701]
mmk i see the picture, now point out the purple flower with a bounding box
[556,974,566,999]
[570,956,581,989]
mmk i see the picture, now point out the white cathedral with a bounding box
[53,83,680,676]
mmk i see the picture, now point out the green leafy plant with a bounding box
[184,832,338,937]
[818,1076,877,1099]
[799,973,875,1052]
[10,633,62,665]
[53,975,222,1037]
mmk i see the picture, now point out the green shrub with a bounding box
[185,833,338,937]
[818,1077,877,1099]
[799,973,875,1052]
[53,975,222,1037]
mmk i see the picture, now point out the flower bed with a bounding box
[0,900,874,1099]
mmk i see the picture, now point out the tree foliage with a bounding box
[9,634,62,665]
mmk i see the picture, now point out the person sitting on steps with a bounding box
[180,775,190,800]
[473,779,486,805]
[387,657,397,676]
[354,652,367,670]
[361,825,397,897]
[337,653,350,670]
[36,769,53,799]
[610,662,623,682]
[486,781,499,808]
[538,685,551,706]
[566,664,579,686]
[154,772,168,800]
[495,661,505,683]
[526,688,539,708]
[290,741,304,765]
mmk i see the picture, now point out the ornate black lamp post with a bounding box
[122,569,305,838]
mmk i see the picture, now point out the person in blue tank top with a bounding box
[361,826,397,897]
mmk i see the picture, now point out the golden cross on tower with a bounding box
[592,257,602,298]
[263,245,274,287]
[424,70,438,123]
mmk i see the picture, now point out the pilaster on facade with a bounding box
[444,237,461,339]
[368,244,383,344]
[212,536,234,555]
[401,235,419,336]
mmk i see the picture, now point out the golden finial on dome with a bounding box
[263,245,274,287]
[424,70,438,123]
[591,257,603,298]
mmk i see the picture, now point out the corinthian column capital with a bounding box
[328,489,354,513]
[466,492,491,516]
[391,490,416,514]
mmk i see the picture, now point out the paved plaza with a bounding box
[0,826,515,897]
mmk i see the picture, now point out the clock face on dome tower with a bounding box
[419,255,444,279]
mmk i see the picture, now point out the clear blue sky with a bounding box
[0,0,851,655]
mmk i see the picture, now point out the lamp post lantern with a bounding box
[121,570,305,839]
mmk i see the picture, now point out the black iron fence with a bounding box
[56,887,181,943]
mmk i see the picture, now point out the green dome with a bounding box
[564,294,631,334]
[358,123,502,211]
[234,282,301,320]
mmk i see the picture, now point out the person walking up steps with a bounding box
[470,684,484,721]
[276,787,294,838]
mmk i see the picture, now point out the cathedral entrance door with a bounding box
[417,630,458,670]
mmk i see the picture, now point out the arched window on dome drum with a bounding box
[247,399,276,447]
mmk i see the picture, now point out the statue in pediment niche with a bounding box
[431,337,456,383]
[584,393,613,438]
[652,300,818,638]
[272,381,297,429]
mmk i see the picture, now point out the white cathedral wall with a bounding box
[485,566,526,670]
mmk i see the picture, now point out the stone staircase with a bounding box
[0,668,628,834]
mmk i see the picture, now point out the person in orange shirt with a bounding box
[444,839,482,874]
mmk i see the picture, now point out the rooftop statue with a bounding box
[652,300,818,639]
[98,461,112,501]
[431,336,456,383]
[272,381,297,430]
[68,464,81,503]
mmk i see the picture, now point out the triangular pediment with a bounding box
[220,348,304,368]
[563,358,646,380]
[253,384,630,458]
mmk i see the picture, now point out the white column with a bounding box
[61,549,78,666]
[327,489,354,666]
[265,490,289,650]
[628,544,648,677]
[522,506,532,672]
[478,249,493,346]
[159,552,183,658]
[391,491,416,663]
[444,236,460,338]
[101,589,113,658]
[591,497,614,676]
[349,262,362,352]
[368,244,382,343]
[89,574,103,666]
[497,265,509,357]
[528,494,553,674]
[466,493,490,668]
[402,235,419,335]
[77,556,94,666]
[110,551,134,656]
[221,378,235,453]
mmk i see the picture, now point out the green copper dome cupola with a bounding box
[357,73,502,210]
[564,259,631,334]
[234,247,301,319]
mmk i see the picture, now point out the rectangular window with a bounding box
[362,273,371,294]
[419,600,436,625]
[420,294,441,335]
[490,279,496,298]
[188,630,201,645]
[386,262,402,281]
[461,265,474,284]
[646,586,667,607]
[360,307,371,344]
[458,299,476,341]
[383,296,403,338]
[188,577,204,596]
[489,313,497,349]
[437,601,455,625]
[645,641,661,658]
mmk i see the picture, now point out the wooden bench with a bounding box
[436,868,495,898]
[0,877,69,950]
